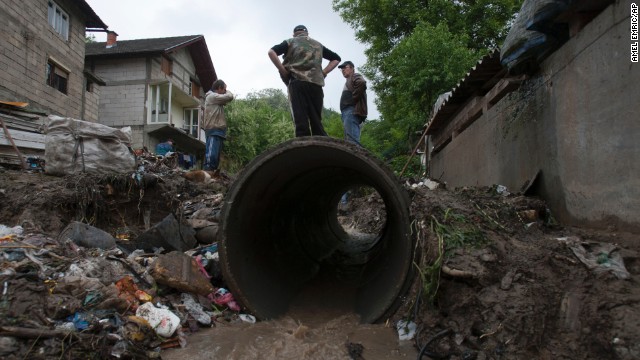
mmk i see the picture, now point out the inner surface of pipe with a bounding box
[219,137,414,323]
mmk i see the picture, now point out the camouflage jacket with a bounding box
[271,34,340,87]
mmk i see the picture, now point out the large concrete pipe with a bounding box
[219,137,414,323]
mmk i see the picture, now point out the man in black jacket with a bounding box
[338,60,368,145]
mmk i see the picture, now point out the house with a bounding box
[85,34,217,161]
[424,0,639,231]
[0,0,108,167]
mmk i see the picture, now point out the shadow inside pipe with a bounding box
[286,186,388,323]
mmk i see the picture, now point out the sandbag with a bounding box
[44,115,135,175]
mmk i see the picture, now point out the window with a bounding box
[46,60,68,94]
[48,1,69,41]
[184,108,199,137]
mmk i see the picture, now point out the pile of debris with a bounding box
[1,161,639,359]
[0,158,247,358]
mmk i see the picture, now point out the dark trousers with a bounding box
[288,80,327,137]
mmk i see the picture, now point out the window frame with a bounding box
[47,1,69,41]
[46,59,69,94]
[183,108,199,137]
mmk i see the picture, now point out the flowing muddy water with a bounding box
[163,226,418,359]
[161,314,417,359]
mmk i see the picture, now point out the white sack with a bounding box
[44,115,135,176]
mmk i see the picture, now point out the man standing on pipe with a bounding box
[203,79,234,172]
[268,25,341,137]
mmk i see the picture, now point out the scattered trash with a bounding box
[239,314,256,323]
[407,178,440,190]
[136,302,181,338]
[558,237,631,280]
[211,288,241,312]
[181,293,212,325]
[396,319,417,341]
[495,184,510,196]
[0,225,23,238]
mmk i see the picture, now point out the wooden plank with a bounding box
[486,75,527,108]
[0,129,46,150]
[0,101,28,108]
[431,96,483,145]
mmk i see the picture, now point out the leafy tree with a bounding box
[224,88,294,171]
[378,22,479,140]
[322,109,344,139]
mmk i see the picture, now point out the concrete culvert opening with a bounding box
[219,137,414,323]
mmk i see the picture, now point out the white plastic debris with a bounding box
[396,319,417,341]
[495,185,510,196]
[0,225,23,237]
[239,314,256,323]
[181,293,212,325]
[136,302,181,337]
[423,179,440,190]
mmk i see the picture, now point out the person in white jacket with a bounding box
[202,79,234,171]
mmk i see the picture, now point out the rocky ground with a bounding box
[0,161,638,359]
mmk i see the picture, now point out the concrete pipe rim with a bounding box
[219,137,415,323]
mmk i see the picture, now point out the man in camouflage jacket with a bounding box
[268,25,341,137]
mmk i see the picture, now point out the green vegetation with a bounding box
[418,208,488,304]
[223,89,294,172]
[433,209,487,257]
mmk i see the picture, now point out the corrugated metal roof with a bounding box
[425,49,505,135]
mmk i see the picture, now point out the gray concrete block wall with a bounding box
[430,2,640,231]
[0,0,89,117]
[93,58,147,83]
[128,126,145,150]
[98,84,147,127]
[83,86,101,122]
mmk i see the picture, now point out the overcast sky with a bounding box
[85,0,380,119]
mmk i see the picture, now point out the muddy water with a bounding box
[162,272,417,359]
[162,195,413,359]
[161,313,417,360]
[163,244,417,359]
